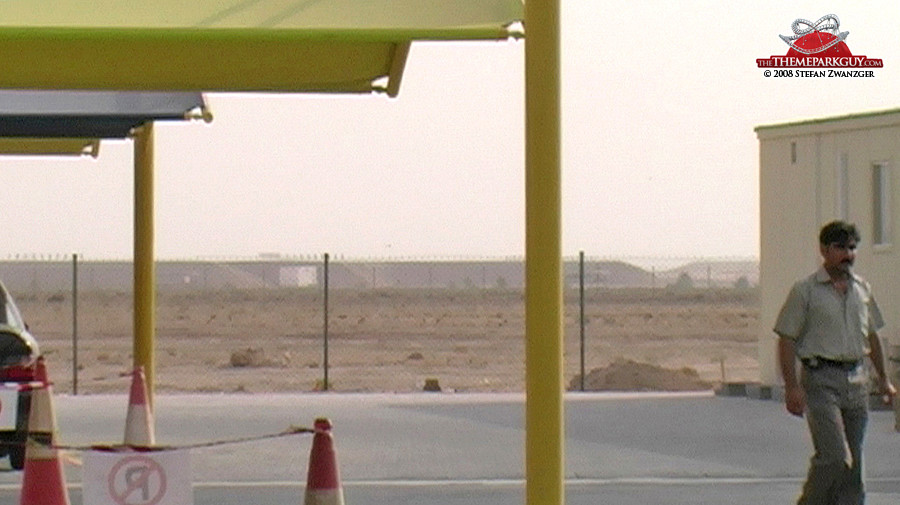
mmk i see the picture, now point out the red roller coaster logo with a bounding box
[757,15,882,77]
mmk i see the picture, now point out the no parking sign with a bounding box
[84,450,192,505]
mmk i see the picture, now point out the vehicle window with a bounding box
[0,331,29,367]
[0,289,25,329]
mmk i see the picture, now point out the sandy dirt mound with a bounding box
[228,347,288,368]
[569,359,713,392]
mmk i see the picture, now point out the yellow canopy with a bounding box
[0,0,523,96]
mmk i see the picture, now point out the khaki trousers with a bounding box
[797,363,868,505]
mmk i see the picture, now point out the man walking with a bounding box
[775,220,896,504]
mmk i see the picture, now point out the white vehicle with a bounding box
[0,281,40,470]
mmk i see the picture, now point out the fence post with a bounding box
[579,251,585,392]
[323,253,330,391]
[72,253,78,395]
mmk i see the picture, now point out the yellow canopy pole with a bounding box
[133,123,155,408]
[525,0,563,504]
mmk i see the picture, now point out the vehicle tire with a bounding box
[8,445,24,470]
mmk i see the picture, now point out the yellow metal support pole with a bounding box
[525,0,563,504]
[133,123,155,408]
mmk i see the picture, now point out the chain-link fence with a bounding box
[0,255,760,394]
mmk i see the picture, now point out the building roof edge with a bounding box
[754,106,900,135]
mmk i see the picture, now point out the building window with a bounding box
[872,161,891,246]
[836,153,849,220]
[790,142,797,164]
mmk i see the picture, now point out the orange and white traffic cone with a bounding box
[304,418,345,505]
[124,366,155,447]
[19,357,71,505]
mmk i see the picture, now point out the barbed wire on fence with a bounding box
[0,253,759,293]
[0,252,758,264]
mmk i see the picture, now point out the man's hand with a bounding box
[784,383,805,417]
[867,332,895,406]
[877,377,897,406]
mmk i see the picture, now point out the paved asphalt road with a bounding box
[0,391,898,504]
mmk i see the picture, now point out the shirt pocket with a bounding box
[808,295,843,332]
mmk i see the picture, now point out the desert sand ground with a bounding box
[14,286,760,395]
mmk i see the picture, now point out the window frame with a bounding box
[872,160,892,249]
[836,153,849,220]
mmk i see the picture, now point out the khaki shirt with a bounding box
[773,266,884,361]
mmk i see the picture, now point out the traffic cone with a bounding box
[19,357,71,505]
[124,366,155,446]
[304,418,345,505]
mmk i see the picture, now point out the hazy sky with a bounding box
[1,1,898,261]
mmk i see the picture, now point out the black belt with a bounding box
[801,357,861,371]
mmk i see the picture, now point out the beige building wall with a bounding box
[756,109,900,386]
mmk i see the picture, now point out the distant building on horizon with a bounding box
[756,107,900,387]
